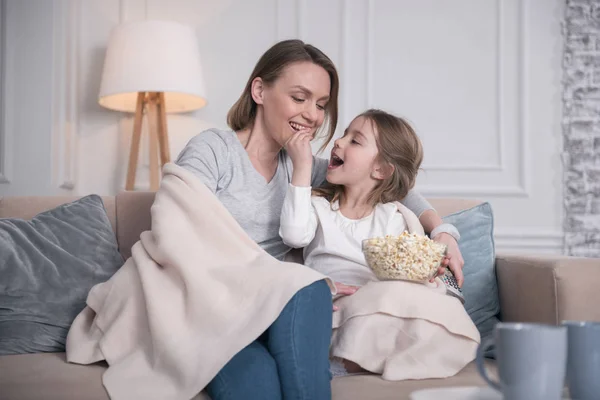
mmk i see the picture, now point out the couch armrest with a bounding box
[496,254,600,325]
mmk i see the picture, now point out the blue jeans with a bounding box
[205,279,333,400]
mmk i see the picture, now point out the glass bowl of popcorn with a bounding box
[362,232,447,282]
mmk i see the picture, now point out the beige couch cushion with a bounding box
[0,196,117,233]
[0,353,210,400]
[0,352,493,400]
[496,254,600,324]
[427,198,483,218]
[0,353,110,400]
[115,191,155,260]
[333,361,495,399]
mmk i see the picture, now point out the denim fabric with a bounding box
[206,279,333,400]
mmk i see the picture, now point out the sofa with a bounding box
[0,192,599,400]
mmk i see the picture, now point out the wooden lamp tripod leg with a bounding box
[156,92,171,167]
[147,93,160,191]
[125,92,170,192]
[125,92,146,191]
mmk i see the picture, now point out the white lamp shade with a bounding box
[98,20,207,113]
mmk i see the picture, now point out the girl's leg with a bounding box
[263,279,333,400]
[205,339,282,400]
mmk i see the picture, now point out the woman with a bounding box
[176,39,464,400]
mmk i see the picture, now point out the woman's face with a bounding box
[253,61,331,147]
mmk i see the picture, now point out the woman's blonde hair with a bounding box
[227,39,339,151]
[313,109,424,206]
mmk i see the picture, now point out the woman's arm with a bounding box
[400,190,461,238]
[401,190,465,286]
[175,130,226,193]
[279,184,319,248]
[399,190,435,230]
[418,209,444,234]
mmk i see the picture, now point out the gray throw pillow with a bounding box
[443,202,500,357]
[0,195,124,355]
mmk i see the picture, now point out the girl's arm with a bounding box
[279,184,318,248]
[281,133,319,247]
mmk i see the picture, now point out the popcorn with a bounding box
[361,232,447,282]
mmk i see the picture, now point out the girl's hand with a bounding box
[431,233,465,287]
[285,132,313,186]
[332,283,359,311]
[285,131,313,167]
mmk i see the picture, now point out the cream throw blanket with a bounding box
[329,202,481,381]
[65,163,328,400]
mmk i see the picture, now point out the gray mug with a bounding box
[562,321,600,400]
[476,322,567,400]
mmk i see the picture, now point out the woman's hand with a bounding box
[431,233,465,287]
[285,132,313,187]
[332,283,359,311]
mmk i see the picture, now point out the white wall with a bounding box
[0,0,58,194]
[0,0,565,254]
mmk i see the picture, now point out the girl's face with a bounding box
[252,61,331,147]
[327,116,387,188]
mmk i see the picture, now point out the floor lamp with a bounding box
[98,20,207,191]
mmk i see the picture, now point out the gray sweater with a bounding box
[175,128,433,260]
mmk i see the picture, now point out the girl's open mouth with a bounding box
[329,154,344,169]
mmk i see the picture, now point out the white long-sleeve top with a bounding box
[279,184,408,287]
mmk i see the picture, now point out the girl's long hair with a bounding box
[313,109,423,206]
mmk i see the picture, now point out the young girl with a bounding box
[280,109,480,380]
[281,109,428,288]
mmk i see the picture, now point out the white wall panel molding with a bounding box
[495,229,564,254]
[51,0,81,190]
[0,0,12,184]
[363,0,530,197]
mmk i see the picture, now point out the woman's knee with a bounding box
[273,279,332,336]
[294,279,332,307]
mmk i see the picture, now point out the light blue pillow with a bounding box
[0,195,124,355]
[443,202,500,356]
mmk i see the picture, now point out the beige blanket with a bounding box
[330,202,480,381]
[331,278,480,381]
[66,163,328,400]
